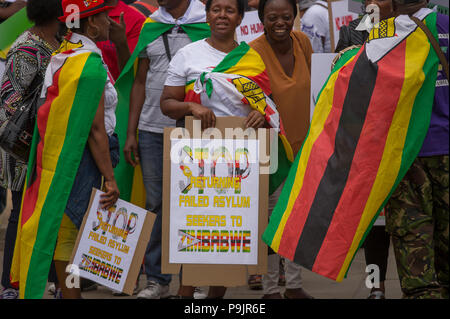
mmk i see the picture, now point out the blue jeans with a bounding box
[139,131,171,286]
[65,133,120,228]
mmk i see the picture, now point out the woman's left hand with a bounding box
[108,13,127,46]
[244,110,265,129]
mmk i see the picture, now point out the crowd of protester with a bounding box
[0,0,447,300]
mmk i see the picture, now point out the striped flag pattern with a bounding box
[10,38,107,298]
[263,9,440,281]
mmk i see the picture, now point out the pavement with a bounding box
[0,190,403,299]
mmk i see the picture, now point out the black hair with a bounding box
[258,0,298,23]
[205,0,246,17]
[27,0,63,26]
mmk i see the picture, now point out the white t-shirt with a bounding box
[165,39,252,118]
[300,1,331,53]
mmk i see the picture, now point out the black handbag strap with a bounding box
[410,15,449,80]
[20,51,43,110]
[162,32,172,62]
[161,27,187,62]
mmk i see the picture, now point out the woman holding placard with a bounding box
[160,0,295,298]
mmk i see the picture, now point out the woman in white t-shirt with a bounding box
[160,0,266,131]
[160,0,268,299]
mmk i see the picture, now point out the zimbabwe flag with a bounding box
[10,33,107,298]
[184,42,294,194]
[113,16,210,207]
[263,9,440,281]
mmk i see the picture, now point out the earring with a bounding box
[87,25,100,40]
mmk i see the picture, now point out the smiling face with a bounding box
[206,0,243,38]
[263,0,295,44]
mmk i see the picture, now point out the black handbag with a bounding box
[0,63,42,163]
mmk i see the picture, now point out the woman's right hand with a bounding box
[124,133,139,167]
[189,102,216,130]
[100,179,120,210]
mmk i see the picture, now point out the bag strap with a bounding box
[25,51,43,100]
[162,31,172,62]
[161,27,185,62]
[410,15,449,80]
[314,3,328,10]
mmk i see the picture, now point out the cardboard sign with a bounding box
[236,10,264,44]
[162,117,268,287]
[70,188,155,295]
[328,0,359,50]
[169,138,260,265]
[310,53,337,121]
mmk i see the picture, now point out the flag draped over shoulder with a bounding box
[113,9,210,206]
[263,8,440,281]
[0,8,32,61]
[10,33,107,299]
[184,42,294,194]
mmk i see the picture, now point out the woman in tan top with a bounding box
[250,0,312,156]
[249,0,314,299]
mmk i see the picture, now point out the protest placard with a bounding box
[162,117,269,287]
[328,0,359,50]
[236,10,264,44]
[169,137,260,265]
[310,53,337,121]
[70,189,155,295]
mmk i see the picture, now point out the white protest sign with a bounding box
[310,53,337,121]
[330,0,359,50]
[169,138,260,265]
[71,189,152,294]
[236,10,264,43]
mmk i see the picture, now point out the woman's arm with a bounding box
[0,45,40,125]
[123,57,148,167]
[88,93,120,209]
[160,85,216,130]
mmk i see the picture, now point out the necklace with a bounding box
[206,37,239,53]
[30,28,60,51]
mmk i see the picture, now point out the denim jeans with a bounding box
[139,131,171,286]
[65,133,120,228]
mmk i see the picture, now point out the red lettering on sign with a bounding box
[335,15,354,30]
